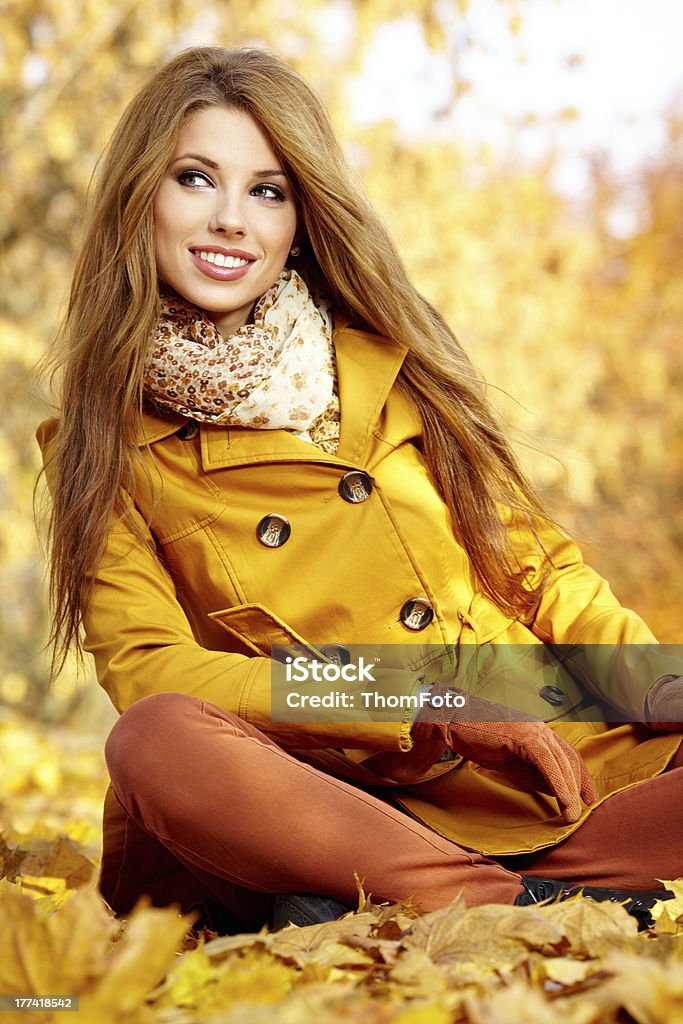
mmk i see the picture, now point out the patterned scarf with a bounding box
[143,269,340,454]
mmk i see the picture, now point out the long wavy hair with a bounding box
[43,45,550,672]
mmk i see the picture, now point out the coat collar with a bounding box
[136,322,408,470]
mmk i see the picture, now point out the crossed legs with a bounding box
[101,692,683,929]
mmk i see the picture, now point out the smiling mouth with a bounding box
[195,251,251,268]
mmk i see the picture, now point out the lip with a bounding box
[189,246,256,281]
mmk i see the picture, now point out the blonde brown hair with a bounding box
[44,46,548,671]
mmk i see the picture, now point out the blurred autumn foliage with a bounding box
[1,0,683,1016]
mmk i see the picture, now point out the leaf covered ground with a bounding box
[1,705,683,1024]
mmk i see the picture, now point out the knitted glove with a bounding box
[412,687,598,824]
[644,675,683,732]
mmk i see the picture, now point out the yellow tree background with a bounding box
[1,1,683,1018]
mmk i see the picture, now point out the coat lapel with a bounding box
[334,326,408,464]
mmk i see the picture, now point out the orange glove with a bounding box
[412,688,598,824]
[645,675,683,732]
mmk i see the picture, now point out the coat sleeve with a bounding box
[36,421,414,753]
[514,515,683,718]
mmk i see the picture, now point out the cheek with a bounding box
[152,188,189,277]
[152,221,169,275]
[152,183,190,243]
[277,213,298,255]
[151,197,169,256]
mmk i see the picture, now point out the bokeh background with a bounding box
[2,0,683,741]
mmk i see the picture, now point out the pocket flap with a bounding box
[208,603,316,657]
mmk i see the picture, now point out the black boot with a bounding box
[272,893,351,930]
[515,875,674,931]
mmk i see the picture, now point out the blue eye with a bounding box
[177,169,214,188]
[251,183,286,202]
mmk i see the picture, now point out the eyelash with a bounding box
[252,183,286,202]
[177,169,213,189]
[176,170,286,202]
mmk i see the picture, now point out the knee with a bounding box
[104,691,203,788]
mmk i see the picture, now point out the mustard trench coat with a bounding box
[37,320,681,862]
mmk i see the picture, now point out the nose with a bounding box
[209,189,247,237]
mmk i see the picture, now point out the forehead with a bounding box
[174,106,283,168]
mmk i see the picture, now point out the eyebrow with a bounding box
[173,153,220,169]
[172,153,287,178]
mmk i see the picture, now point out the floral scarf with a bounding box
[143,269,340,454]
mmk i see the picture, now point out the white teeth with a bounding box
[197,251,249,268]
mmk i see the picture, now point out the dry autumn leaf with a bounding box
[268,917,377,971]
[463,979,571,1024]
[652,879,683,923]
[596,952,683,1024]
[403,900,566,967]
[0,884,118,995]
[156,946,295,1013]
[542,897,641,957]
[7,833,97,890]
[80,897,192,1017]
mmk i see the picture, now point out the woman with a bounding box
[38,46,683,935]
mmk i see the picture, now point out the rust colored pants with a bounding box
[101,692,683,932]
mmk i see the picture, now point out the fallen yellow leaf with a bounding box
[653,879,683,923]
[0,883,117,995]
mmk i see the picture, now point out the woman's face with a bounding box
[153,105,298,339]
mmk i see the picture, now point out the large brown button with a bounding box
[400,598,434,631]
[539,685,566,707]
[177,420,200,440]
[256,514,291,548]
[319,644,351,667]
[338,471,373,503]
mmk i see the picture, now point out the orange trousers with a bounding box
[101,692,683,932]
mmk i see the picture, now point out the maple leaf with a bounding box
[81,896,191,1016]
[652,878,683,923]
[403,900,566,967]
[0,883,117,995]
[268,917,377,971]
[532,955,601,988]
[157,946,296,1013]
[11,833,97,889]
[542,896,640,957]
[596,952,683,1024]
[651,907,682,936]
[0,880,192,1024]
[388,947,452,999]
[462,979,565,1024]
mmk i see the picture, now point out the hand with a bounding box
[412,687,598,824]
[645,675,683,732]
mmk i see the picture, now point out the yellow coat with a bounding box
[37,321,681,857]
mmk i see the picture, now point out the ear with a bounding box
[288,224,307,260]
